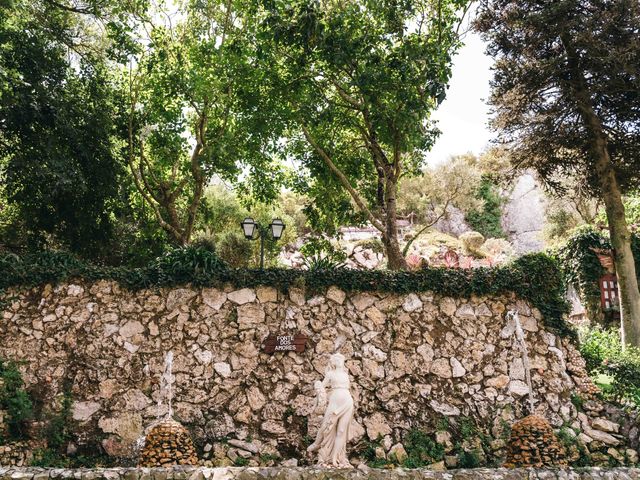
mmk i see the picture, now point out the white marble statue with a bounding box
[307,353,354,468]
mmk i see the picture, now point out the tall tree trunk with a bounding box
[383,173,408,270]
[561,32,640,346]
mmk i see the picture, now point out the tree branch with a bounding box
[300,123,385,232]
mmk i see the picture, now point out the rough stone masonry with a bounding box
[0,281,638,466]
[2,466,640,480]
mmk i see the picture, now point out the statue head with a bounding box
[327,353,346,371]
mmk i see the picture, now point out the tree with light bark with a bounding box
[252,0,471,269]
[126,0,275,245]
[475,0,640,345]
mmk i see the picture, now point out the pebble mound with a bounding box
[138,419,198,467]
[504,415,567,468]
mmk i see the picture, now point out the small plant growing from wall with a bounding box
[0,358,33,440]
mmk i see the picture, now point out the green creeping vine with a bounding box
[0,247,572,337]
[558,226,640,322]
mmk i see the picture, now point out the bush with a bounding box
[579,326,640,406]
[216,232,252,268]
[0,359,33,439]
[457,450,482,468]
[465,176,505,239]
[300,237,346,271]
[401,429,444,468]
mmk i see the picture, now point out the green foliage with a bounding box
[558,226,640,322]
[45,388,73,451]
[233,457,249,467]
[216,232,252,268]
[31,448,113,468]
[579,326,640,406]
[465,177,505,239]
[300,237,347,271]
[570,393,584,412]
[435,417,449,432]
[0,0,130,258]
[252,0,470,265]
[259,453,279,464]
[556,425,591,467]
[0,359,33,440]
[596,193,640,230]
[475,0,640,198]
[459,417,477,441]
[30,448,68,468]
[457,450,482,468]
[401,429,444,468]
[0,249,572,335]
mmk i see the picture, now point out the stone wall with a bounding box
[2,466,640,480]
[0,282,637,466]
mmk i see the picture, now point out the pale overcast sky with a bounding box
[427,31,496,165]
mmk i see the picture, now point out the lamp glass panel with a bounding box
[241,218,256,239]
[270,219,285,239]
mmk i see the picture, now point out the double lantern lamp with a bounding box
[240,217,286,268]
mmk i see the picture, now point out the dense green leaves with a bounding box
[0,359,33,440]
[465,176,505,239]
[0,1,128,256]
[475,0,640,194]
[579,326,640,406]
[248,0,470,267]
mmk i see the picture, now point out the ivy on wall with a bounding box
[558,226,640,323]
[0,247,572,337]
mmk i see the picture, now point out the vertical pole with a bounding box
[260,228,265,269]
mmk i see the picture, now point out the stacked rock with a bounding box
[138,419,198,467]
[503,415,567,468]
[565,346,600,397]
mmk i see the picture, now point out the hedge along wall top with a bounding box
[0,248,572,336]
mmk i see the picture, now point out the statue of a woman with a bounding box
[307,353,354,468]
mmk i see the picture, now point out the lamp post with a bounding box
[240,217,286,269]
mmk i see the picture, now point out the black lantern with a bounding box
[269,218,286,240]
[240,217,257,239]
[239,217,286,269]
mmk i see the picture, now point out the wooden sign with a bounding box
[261,333,308,354]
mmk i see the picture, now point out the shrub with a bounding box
[457,450,482,468]
[45,388,73,451]
[191,233,217,253]
[0,359,33,440]
[465,176,506,239]
[579,326,640,406]
[216,232,252,268]
[300,237,346,271]
[401,429,444,468]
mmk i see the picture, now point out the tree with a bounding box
[125,2,237,245]
[475,0,640,345]
[0,0,127,256]
[253,0,471,269]
[397,153,483,254]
